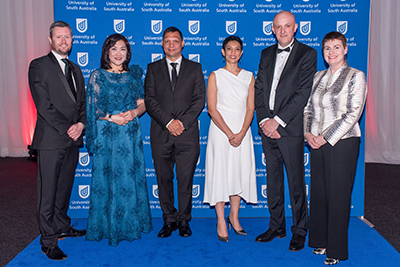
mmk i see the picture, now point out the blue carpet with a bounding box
[6,218,400,266]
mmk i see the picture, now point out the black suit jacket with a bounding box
[144,57,205,143]
[28,52,86,149]
[255,39,317,137]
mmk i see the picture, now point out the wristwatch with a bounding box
[108,115,113,122]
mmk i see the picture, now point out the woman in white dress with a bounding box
[203,36,257,242]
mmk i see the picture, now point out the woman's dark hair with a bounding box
[222,36,243,50]
[100,34,131,71]
[322,31,347,50]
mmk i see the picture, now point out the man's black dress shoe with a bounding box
[178,221,192,237]
[289,234,306,251]
[41,245,67,261]
[58,227,86,240]
[157,222,178,238]
[255,228,286,242]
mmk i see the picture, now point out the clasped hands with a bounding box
[228,132,245,147]
[260,119,281,139]
[305,133,327,149]
[67,122,84,141]
[110,110,138,126]
[167,119,184,136]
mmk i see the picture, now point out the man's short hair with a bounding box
[163,26,183,40]
[49,21,72,38]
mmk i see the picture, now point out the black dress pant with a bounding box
[151,136,199,223]
[261,135,308,236]
[37,145,79,247]
[308,137,360,260]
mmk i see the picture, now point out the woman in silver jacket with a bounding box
[304,31,367,266]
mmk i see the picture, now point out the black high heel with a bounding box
[217,224,229,242]
[227,216,247,236]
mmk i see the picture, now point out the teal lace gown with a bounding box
[85,65,152,246]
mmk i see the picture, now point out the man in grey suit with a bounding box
[145,26,205,238]
[28,21,86,260]
[254,11,317,251]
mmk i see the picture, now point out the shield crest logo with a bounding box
[76,18,87,33]
[151,20,162,34]
[151,53,163,62]
[79,185,90,199]
[79,152,90,167]
[77,52,88,67]
[226,21,237,35]
[114,19,125,33]
[189,20,200,35]
[262,153,266,166]
[337,21,348,35]
[300,21,311,35]
[189,54,200,63]
[192,185,200,198]
[152,185,159,198]
[261,185,267,198]
[304,152,309,166]
[263,21,273,35]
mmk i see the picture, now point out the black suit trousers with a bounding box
[308,137,360,260]
[37,144,79,247]
[261,135,308,236]
[151,136,199,223]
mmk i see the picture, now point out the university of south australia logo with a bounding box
[263,21,273,35]
[77,52,88,67]
[151,20,162,34]
[76,18,87,33]
[300,21,311,35]
[261,185,267,198]
[114,19,125,33]
[189,20,200,35]
[337,21,348,34]
[192,185,200,198]
[189,54,200,63]
[79,152,90,167]
[79,185,90,199]
[152,185,159,198]
[151,53,163,62]
[226,21,237,35]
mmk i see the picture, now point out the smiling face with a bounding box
[162,31,184,61]
[323,39,348,71]
[48,27,72,57]
[221,40,243,64]
[272,11,298,48]
[108,39,127,69]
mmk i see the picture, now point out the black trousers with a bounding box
[308,137,360,260]
[37,145,79,247]
[151,137,199,223]
[261,135,308,236]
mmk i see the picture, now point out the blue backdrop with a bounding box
[54,0,371,219]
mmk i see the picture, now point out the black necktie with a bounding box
[277,47,291,54]
[170,62,178,90]
[61,58,77,100]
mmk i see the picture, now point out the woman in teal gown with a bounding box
[85,34,152,246]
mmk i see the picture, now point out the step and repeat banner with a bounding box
[56,0,371,219]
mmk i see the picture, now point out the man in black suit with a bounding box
[28,21,86,260]
[254,11,317,251]
[145,27,205,238]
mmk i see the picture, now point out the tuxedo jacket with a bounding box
[144,57,205,143]
[255,39,317,137]
[28,52,86,150]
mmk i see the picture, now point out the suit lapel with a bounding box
[48,52,77,103]
[266,46,277,91]
[160,58,173,92]
[280,39,298,81]
[175,57,188,93]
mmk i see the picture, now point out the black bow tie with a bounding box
[277,47,291,54]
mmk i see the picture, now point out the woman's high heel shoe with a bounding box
[227,216,247,235]
[216,224,229,242]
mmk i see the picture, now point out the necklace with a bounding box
[109,69,124,74]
